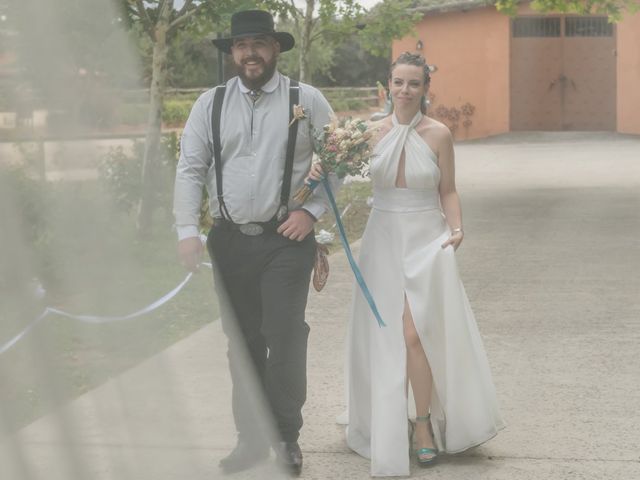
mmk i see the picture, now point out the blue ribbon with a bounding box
[321,176,386,327]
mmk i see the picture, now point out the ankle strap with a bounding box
[415,415,431,422]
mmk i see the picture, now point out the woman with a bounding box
[310,52,505,476]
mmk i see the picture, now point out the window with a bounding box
[513,17,561,37]
[565,17,613,37]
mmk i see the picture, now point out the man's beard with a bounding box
[236,55,278,90]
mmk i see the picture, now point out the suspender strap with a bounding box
[279,79,300,220]
[211,85,232,221]
[211,80,300,223]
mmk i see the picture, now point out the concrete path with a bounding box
[1,132,639,479]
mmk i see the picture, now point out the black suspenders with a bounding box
[280,79,300,220]
[211,86,230,221]
[211,79,300,223]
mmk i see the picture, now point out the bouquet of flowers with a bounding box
[293,117,376,204]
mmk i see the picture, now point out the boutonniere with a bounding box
[289,104,307,127]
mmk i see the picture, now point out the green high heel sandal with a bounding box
[414,415,438,467]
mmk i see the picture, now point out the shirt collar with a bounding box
[238,70,281,94]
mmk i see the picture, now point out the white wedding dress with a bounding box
[345,112,505,476]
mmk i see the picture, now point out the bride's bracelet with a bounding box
[451,227,464,235]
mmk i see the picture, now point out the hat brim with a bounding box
[212,32,295,54]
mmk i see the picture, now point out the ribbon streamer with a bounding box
[322,176,386,327]
[0,266,211,356]
[0,309,51,356]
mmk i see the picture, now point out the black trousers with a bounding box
[207,224,316,443]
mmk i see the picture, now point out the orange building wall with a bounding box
[617,12,640,135]
[393,7,511,140]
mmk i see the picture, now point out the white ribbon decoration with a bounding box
[315,202,351,245]
[0,309,51,356]
[0,265,212,356]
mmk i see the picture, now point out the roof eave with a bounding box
[410,0,502,15]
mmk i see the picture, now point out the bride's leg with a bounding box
[403,295,436,456]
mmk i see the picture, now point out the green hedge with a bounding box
[115,100,192,127]
[321,89,371,113]
[162,100,192,126]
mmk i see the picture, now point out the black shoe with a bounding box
[219,440,269,474]
[274,441,303,477]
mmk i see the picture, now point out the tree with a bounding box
[120,0,247,235]
[357,0,423,58]
[313,37,389,87]
[7,0,140,123]
[272,19,336,82]
[495,0,640,20]
[166,28,220,87]
[258,0,421,83]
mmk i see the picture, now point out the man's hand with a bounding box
[277,210,315,241]
[178,236,204,272]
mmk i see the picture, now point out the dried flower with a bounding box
[289,104,307,127]
[293,117,377,204]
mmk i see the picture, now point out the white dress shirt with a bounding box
[173,71,335,240]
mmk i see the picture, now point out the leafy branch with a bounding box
[495,0,639,21]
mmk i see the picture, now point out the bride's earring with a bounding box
[420,95,428,114]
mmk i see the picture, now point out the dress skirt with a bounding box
[345,187,505,476]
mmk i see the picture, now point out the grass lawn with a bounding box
[0,179,217,432]
[0,176,372,433]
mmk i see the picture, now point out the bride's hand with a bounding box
[441,230,464,250]
[305,162,325,183]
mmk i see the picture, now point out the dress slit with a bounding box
[403,290,438,417]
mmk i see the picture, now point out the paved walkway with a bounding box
[1,132,639,479]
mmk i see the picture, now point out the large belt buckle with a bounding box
[239,223,264,236]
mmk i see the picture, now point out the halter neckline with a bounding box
[391,110,423,128]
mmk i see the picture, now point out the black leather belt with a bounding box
[213,217,279,236]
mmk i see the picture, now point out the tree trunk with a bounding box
[299,0,315,83]
[136,5,171,236]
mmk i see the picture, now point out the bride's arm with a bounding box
[436,127,464,250]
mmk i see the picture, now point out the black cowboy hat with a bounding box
[212,10,295,54]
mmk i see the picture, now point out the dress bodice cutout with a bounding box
[370,111,440,190]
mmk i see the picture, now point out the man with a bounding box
[173,9,334,476]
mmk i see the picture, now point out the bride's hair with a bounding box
[390,52,431,114]
[390,52,431,88]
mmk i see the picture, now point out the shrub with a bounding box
[0,165,51,291]
[162,100,192,127]
[97,132,211,231]
[330,97,367,113]
[321,89,371,113]
[98,133,177,215]
[98,142,145,213]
